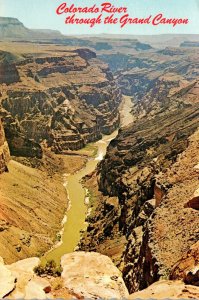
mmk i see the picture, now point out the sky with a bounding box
[0,0,199,35]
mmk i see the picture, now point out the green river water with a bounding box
[42,130,118,264]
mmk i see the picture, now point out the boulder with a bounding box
[61,251,129,299]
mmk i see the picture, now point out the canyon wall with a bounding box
[100,47,199,118]
[79,64,199,292]
[0,46,121,156]
[0,41,122,264]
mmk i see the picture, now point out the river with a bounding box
[42,96,134,264]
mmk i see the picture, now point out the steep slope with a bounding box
[79,80,199,292]
[123,126,199,292]
[1,119,67,264]
[0,157,68,264]
[0,44,121,155]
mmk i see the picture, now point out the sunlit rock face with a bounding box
[0,47,121,155]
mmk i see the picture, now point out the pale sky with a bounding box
[0,0,199,35]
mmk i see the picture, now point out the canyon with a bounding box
[0,44,121,154]
[0,16,199,299]
[78,40,199,295]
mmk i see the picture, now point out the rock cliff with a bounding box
[101,47,199,119]
[0,44,121,155]
[79,78,199,292]
[1,251,199,299]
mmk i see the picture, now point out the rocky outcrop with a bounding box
[1,256,49,299]
[1,252,128,299]
[61,252,129,299]
[2,113,43,158]
[185,188,199,210]
[2,253,199,299]
[0,46,121,155]
[0,118,10,174]
[131,128,199,291]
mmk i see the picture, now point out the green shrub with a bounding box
[34,259,62,277]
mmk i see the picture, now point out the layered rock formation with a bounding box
[1,17,199,49]
[0,44,121,155]
[0,37,121,266]
[0,17,29,39]
[79,77,199,292]
[123,125,199,292]
[101,47,199,120]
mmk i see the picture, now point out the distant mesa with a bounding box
[0,17,63,39]
[0,17,153,52]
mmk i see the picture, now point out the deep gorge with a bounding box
[0,20,199,298]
